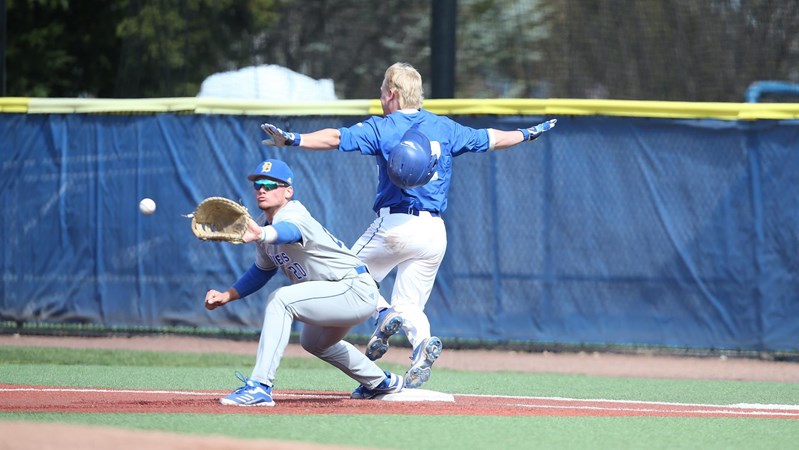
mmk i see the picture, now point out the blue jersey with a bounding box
[338,109,491,213]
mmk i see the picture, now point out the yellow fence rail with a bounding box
[2,97,799,120]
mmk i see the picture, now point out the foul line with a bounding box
[0,387,338,399]
[510,403,799,417]
[456,393,799,411]
[0,387,223,396]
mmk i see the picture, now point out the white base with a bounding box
[375,388,455,402]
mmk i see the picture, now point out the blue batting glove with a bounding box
[519,118,557,141]
[261,123,301,147]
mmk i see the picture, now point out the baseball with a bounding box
[139,198,156,215]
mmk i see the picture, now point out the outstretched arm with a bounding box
[491,118,557,150]
[297,128,342,149]
[261,123,341,150]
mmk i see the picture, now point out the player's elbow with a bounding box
[305,128,341,150]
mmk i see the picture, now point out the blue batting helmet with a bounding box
[387,129,438,189]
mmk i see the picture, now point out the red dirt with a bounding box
[2,385,797,420]
[2,334,798,449]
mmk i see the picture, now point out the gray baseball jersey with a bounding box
[248,200,387,389]
[254,200,364,282]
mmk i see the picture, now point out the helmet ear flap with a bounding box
[387,129,437,189]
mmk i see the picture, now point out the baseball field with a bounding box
[1,334,797,449]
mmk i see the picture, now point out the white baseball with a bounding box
[139,198,156,215]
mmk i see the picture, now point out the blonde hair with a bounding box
[384,62,424,109]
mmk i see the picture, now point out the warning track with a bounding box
[2,385,797,419]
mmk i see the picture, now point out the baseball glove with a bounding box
[189,197,252,244]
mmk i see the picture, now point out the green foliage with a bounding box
[5,0,799,100]
[114,0,277,97]
[6,0,277,97]
[6,0,73,96]
[251,0,431,99]
[456,0,554,98]
[539,0,799,101]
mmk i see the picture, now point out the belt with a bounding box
[379,206,440,218]
[354,265,379,288]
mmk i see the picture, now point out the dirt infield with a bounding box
[2,334,798,449]
[2,385,798,420]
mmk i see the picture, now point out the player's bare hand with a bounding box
[205,289,230,310]
[242,218,280,244]
[242,217,264,244]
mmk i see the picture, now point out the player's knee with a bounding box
[299,335,324,356]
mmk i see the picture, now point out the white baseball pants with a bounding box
[351,211,447,349]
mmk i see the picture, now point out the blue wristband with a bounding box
[518,128,531,141]
[286,132,301,146]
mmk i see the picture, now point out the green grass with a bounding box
[1,346,798,450]
[3,413,798,450]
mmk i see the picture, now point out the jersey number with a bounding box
[287,262,307,280]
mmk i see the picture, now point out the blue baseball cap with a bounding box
[247,159,294,186]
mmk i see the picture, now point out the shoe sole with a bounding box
[404,337,442,388]
[219,398,275,407]
[365,314,403,361]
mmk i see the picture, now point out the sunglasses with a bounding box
[253,179,287,191]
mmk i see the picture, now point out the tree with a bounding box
[115,0,277,97]
[455,0,554,98]
[6,0,278,97]
[251,0,430,99]
[539,0,799,101]
[6,0,799,101]
[7,0,124,97]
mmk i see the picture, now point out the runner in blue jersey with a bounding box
[260,62,556,392]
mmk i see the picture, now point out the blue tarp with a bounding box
[1,113,797,351]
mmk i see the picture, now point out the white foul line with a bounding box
[457,393,799,411]
[0,387,222,396]
[510,403,799,417]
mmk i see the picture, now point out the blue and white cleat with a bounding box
[350,371,404,399]
[365,309,404,361]
[220,371,275,406]
[404,336,442,388]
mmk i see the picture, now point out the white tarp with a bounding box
[197,65,336,101]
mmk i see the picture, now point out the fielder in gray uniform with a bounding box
[205,158,403,406]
